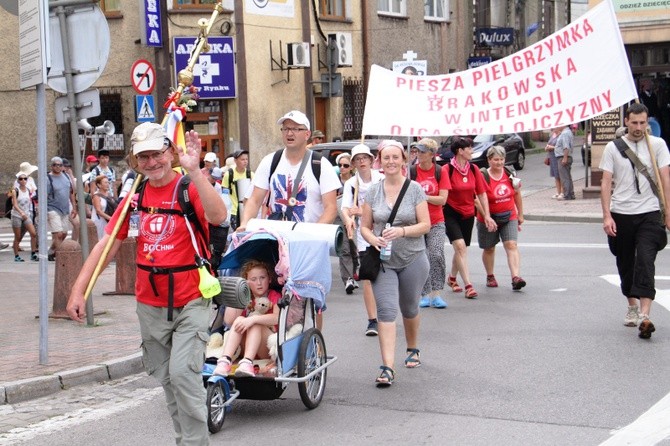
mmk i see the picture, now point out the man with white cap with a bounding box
[67,122,226,445]
[239,110,340,226]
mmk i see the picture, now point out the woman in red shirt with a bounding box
[443,137,496,298]
[475,146,526,290]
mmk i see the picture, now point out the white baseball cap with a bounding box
[204,152,217,163]
[276,110,310,130]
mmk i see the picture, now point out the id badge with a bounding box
[128,211,140,237]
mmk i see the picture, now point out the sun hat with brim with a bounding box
[131,122,169,155]
[18,162,38,176]
[351,144,373,160]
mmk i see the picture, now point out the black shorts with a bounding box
[443,203,475,246]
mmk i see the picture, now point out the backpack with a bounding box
[265,149,324,208]
[134,175,209,259]
[409,163,441,183]
[95,193,119,216]
[226,167,252,191]
[4,188,16,219]
[479,165,516,185]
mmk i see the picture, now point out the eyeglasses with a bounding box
[281,127,308,134]
[136,148,169,163]
[51,163,63,167]
[338,163,350,168]
[18,177,27,181]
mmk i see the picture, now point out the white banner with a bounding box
[362,0,637,137]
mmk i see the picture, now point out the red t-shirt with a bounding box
[445,163,487,218]
[106,174,209,308]
[243,289,282,331]
[476,171,518,222]
[414,164,452,224]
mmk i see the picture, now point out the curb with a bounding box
[0,352,143,405]
[525,213,602,224]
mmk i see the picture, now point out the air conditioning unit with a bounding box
[328,32,353,67]
[287,42,311,68]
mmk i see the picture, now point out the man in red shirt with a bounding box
[67,122,227,445]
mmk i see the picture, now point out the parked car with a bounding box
[310,139,382,166]
[470,133,526,170]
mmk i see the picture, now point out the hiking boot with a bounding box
[419,296,431,308]
[235,358,256,377]
[431,296,448,308]
[365,319,378,336]
[624,305,639,327]
[638,315,655,339]
[512,276,527,291]
[486,274,498,287]
[345,278,356,294]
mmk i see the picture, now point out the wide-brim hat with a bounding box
[19,162,38,176]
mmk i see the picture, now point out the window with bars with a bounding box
[377,0,406,16]
[342,78,365,140]
[320,0,347,20]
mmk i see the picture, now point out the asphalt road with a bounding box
[2,220,670,446]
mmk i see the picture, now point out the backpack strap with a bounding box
[410,163,440,183]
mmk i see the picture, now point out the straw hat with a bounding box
[18,162,38,176]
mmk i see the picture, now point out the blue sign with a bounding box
[476,28,514,47]
[173,36,236,100]
[143,0,162,47]
[467,57,492,69]
[136,95,156,123]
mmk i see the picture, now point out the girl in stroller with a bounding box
[213,260,281,378]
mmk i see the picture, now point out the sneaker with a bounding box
[552,193,564,199]
[624,305,639,327]
[14,255,24,263]
[365,319,378,336]
[431,296,448,309]
[31,253,38,262]
[47,253,55,262]
[213,358,231,377]
[345,278,356,294]
[419,296,431,308]
[486,274,498,287]
[0,243,8,250]
[638,315,655,339]
[235,358,256,377]
[512,276,527,291]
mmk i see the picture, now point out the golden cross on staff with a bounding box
[83,2,225,300]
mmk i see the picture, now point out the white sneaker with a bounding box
[345,278,356,294]
[552,193,564,199]
[624,305,639,327]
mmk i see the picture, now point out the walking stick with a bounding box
[83,3,226,300]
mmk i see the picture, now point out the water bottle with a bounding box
[221,189,232,226]
[380,223,392,261]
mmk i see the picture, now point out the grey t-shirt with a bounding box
[46,173,72,216]
[366,180,427,269]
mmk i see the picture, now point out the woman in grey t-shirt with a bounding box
[360,140,430,388]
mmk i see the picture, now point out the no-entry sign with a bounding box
[131,59,156,95]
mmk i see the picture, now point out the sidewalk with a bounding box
[0,182,603,405]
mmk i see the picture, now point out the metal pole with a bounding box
[37,83,49,365]
[55,4,94,325]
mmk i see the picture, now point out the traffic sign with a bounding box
[135,95,156,123]
[48,5,110,94]
[131,59,156,95]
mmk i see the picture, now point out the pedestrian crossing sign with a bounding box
[135,95,156,123]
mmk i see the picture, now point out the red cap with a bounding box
[86,155,98,163]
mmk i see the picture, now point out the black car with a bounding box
[310,139,381,166]
[470,133,526,170]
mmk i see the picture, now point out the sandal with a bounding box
[447,275,463,293]
[375,366,395,387]
[404,348,421,368]
[464,284,478,299]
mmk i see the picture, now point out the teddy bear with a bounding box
[247,296,272,317]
